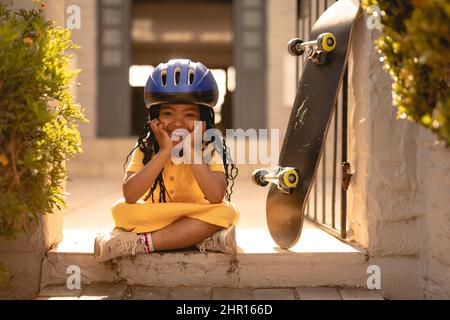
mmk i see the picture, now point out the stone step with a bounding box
[67,138,137,179]
[40,228,370,290]
[37,282,385,300]
[41,250,369,289]
[76,138,138,162]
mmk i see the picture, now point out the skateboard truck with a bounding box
[287,32,336,65]
[251,167,299,194]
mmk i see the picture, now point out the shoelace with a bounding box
[118,234,140,256]
[198,233,221,253]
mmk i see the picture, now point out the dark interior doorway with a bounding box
[130,0,234,136]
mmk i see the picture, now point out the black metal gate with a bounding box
[296,0,350,239]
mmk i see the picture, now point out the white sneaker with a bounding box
[196,225,237,255]
[94,228,146,262]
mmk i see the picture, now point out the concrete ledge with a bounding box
[37,283,385,300]
[41,223,369,289]
[41,248,368,289]
[40,253,116,290]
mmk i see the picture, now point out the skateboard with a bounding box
[252,0,360,249]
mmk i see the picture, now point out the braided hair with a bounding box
[123,105,238,203]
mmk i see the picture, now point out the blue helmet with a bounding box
[144,59,219,109]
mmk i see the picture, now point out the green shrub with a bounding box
[0,4,87,247]
[363,0,450,145]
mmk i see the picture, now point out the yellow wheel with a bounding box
[317,33,336,52]
[282,168,299,189]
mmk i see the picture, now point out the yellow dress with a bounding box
[111,146,240,234]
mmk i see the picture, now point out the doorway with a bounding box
[129,0,234,136]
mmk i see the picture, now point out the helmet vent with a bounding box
[188,69,195,85]
[161,69,167,86]
[174,67,181,85]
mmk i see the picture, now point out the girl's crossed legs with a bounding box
[95,216,236,262]
[150,217,223,251]
[94,201,238,261]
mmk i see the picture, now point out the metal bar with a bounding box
[308,0,312,39]
[341,68,349,239]
[331,98,338,229]
[312,0,319,220]
[298,0,311,219]
[311,0,317,31]
[301,0,305,72]
[303,0,308,40]
[305,216,343,240]
[307,193,310,217]
[316,0,320,19]
[322,146,326,224]
[314,180,317,220]
[302,0,311,66]
[296,0,301,82]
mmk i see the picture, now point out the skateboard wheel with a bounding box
[317,33,336,52]
[282,168,299,189]
[287,38,305,56]
[251,169,269,187]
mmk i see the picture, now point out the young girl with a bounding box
[94,59,240,262]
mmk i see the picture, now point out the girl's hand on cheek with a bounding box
[149,119,172,154]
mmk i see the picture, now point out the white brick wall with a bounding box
[347,8,450,299]
[417,127,450,299]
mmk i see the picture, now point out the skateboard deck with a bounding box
[252,0,360,249]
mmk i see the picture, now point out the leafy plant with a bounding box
[363,0,450,145]
[0,3,87,247]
